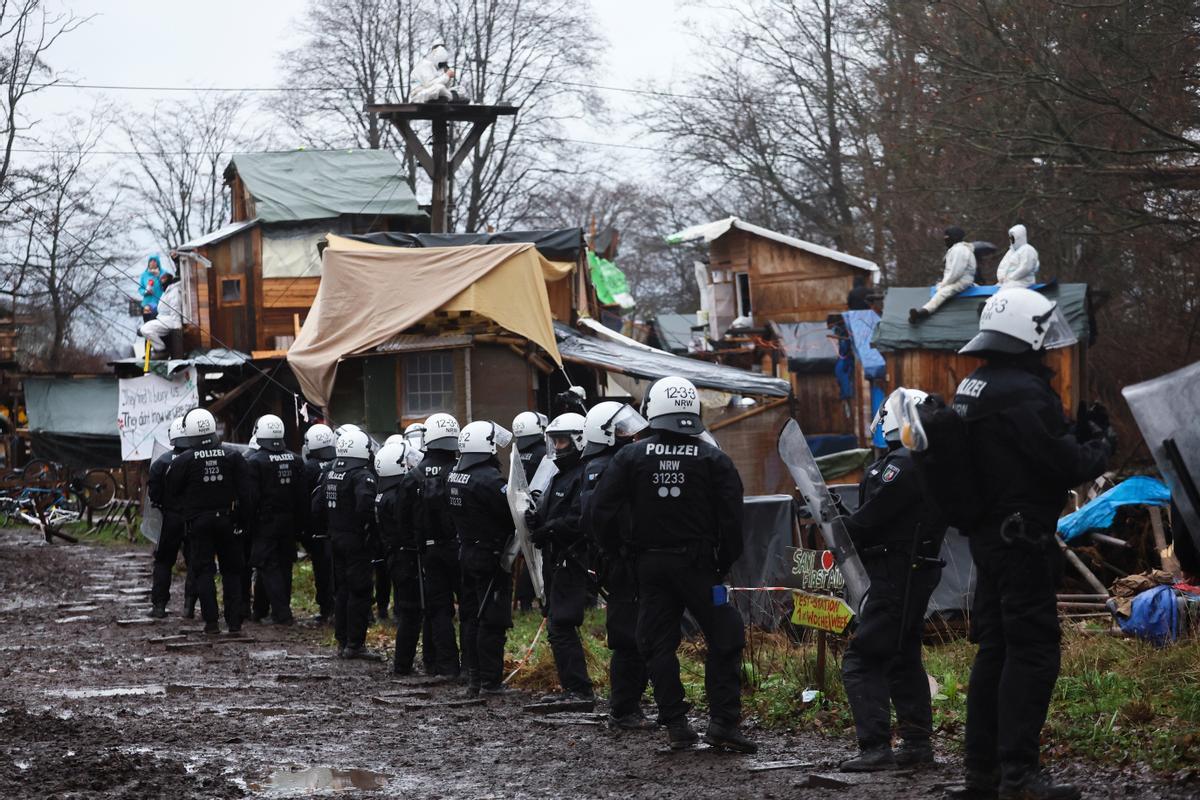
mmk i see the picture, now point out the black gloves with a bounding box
[1076,402,1117,454]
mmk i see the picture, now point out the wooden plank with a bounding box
[262,276,321,309]
[1149,507,1182,577]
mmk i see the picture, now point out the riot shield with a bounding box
[505,447,556,602]
[1123,361,1200,553]
[777,418,871,612]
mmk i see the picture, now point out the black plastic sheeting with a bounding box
[341,228,585,263]
[30,432,122,470]
[555,323,791,398]
[769,321,838,374]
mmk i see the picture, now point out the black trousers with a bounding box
[390,550,423,674]
[186,511,244,628]
[545,554,593,695]
[250,514,297,624]
[374,560,392,617]
[300,531,334,617]
[636,551,744,726]
[330,531,373,650]
[514,557,535,610]
[841,555,941,749]
[965,529,1063,785]
[422,542,461,676]
[151,511,196,609]
[604,558,648,718]
[459,545,514,689]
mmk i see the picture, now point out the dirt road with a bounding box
[0,527,1188,799]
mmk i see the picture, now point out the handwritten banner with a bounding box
[790,591,855,634]
[784,547,846,594]
[117,367,198,461]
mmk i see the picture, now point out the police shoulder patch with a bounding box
[881,464,901,483]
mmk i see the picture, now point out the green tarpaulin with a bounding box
[588,250,634,309]
[227,150,424,224]
[873,283,1090,351]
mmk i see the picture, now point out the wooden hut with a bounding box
[873,284,1093,412]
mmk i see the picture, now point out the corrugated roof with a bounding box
[653,313,700,353]
[176,219,258,251]
[666,216,879,274]
[227,150,424,224]
[873,283,1091,351]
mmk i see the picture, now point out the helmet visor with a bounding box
[1039,304,1077,350]
[489,423,513,450]
[894,388,930,452]
[609,406,649,441]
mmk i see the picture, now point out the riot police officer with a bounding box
[449,420,516,696]
[319,428,378,658]
[300,424,337,622]
[399,412,462,677]
[243,414,307,625]
[941,288,1111,800]
[375,439,422,675]
[839,388,947,772]
[527,412,594,705]
[512,410,548,611]
[580,401,653,730]
[164,408,250,635]
[147,416,197,618]
[588,377,755,753]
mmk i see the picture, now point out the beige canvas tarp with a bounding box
[287,235,563,407]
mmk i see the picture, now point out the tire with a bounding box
[80,469,117,510]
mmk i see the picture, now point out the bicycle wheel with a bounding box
[22,460,59,487]
[79,469,117,510]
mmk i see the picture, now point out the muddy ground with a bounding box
[0,526,1191,799]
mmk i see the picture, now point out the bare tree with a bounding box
[1,117,128,370]
[119,93,262,249]
[0,0,84,215]
[274,0,601,232]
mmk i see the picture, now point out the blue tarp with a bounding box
[1058,476,1171,542]
[1117,585,1179,645]
[842,310,886,380]
[927,282,1051,298]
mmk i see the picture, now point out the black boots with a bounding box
[895,739,935,767]
[666,719,699,750]
[703,721,758,754]
[841,744,896,772]
[999,771,1081,800]
[146,604,167,619]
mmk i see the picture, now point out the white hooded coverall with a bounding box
[921,240,977,313]
[411,45,466,103]
[996,224,1039,288]
[139,282,182,352]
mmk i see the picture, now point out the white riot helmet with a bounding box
[457,420,514,470]
[304,423,336,460]
[512,411,549,451]
[335,428,371,461]
[334,423,361,438]
[167,416,186,446]
[252,414,286,452]
[645,376,704,434]
[959,287,1077,356]
[375,441,415,489]
[871,388,930,444]
[248,436,260,451]
[422,413,460,451]
[403,422,427,451]
[545,412,586,465]
[583,401,648,457]
[181,408,217,446]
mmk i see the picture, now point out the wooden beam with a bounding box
[450,120,491,174]
[395,118,434,176]
[207,372,265,415]
[708,397,789,432]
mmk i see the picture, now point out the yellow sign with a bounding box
[790,591,854,634]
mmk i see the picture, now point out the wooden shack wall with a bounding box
[746,234,857,323]
[790,372,848,435]
[884,344,1084,413]
[260,277,320,350]
[710,401,794,497]
[197,227,258,353]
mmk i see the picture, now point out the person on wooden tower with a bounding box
[910,226,977,323]
[411,43,470,103]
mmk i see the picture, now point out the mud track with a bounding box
[0,527,1189,799]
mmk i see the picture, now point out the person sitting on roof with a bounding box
[411,43,469,104]
[138,273,182,356]
[139,255,170,321]
[996,223,1039,288]
[909,226,976,323]
[847,275,873,311]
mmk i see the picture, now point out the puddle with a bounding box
[47,684,167,699]
[250,650,289,660]
[54,615,93,624]
[250,767,390,796]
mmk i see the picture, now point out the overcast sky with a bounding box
[24,0,704,169]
